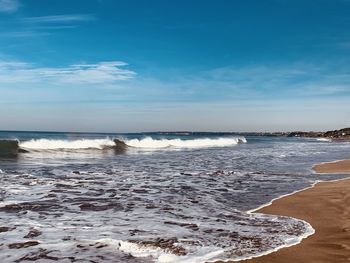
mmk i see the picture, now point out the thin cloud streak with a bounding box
[0,60,136,84]
[23,14,96,23]
[0,31,51,38]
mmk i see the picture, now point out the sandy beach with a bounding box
[229,160,350,263]
[313,159,350,174]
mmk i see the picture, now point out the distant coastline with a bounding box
[159,127,350,141]
[1,127,349,141]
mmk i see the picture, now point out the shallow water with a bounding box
[0,131,349,262]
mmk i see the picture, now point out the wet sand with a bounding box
[313,159,350,174]
[230,160,350,263]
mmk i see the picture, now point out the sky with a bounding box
[0,0,350,132]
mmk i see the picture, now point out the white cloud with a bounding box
[0,60,136,84]
[23,14,96,23]
[0,0,19,13]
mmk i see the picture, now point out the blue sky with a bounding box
[0,0,350,132]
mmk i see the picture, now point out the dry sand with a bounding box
[224,160,350,263]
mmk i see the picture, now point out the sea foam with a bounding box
[101,239,225,263]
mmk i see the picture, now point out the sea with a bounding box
[0,131,349,263]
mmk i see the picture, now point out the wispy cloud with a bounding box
[0,58,348,104]
[0,0,19,13]
[23,14,96,23]
[199,64,350,97]
[0,60,136,84]
[0,13,96,38]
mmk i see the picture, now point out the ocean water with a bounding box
[0,131,349,263]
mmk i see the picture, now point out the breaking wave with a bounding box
[0,136,246,155]
[124,137,246,149]
[19,138,116,150]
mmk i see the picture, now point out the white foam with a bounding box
[316,138,332,142]
[19,138,115,150]
[124,137,246,149]
[102,226,314,263]
[101,239,224,263]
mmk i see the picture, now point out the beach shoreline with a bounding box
[222,160,350,263]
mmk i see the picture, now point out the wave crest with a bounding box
[124,137,246,149]
[316,138,332,142]
[19,138,116,150]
